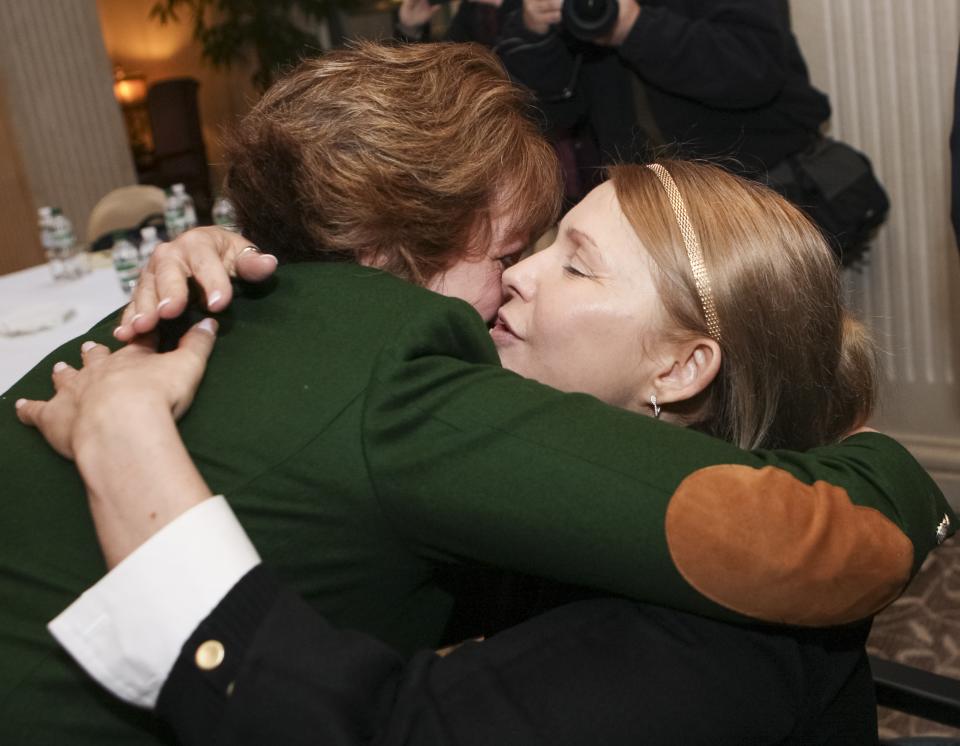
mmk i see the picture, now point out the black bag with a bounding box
[765,137,890,266]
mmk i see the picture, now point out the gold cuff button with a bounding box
[195,640,226,671]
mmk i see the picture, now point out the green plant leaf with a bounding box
[148,0,342,88]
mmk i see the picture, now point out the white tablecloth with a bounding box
[0,262,128,394]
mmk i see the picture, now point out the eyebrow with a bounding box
[565,227,599,251]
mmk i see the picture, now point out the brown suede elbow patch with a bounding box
[665,465,914,626]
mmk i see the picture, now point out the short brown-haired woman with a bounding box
[124,40,562,322]
[8,44,952,745]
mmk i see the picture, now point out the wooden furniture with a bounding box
[140,77,212,221]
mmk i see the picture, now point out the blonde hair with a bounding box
[223,41,561,284]
[610,160,876,450]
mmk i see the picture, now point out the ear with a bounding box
[654,337,722,405]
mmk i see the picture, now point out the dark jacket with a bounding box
[159,566,879,746]
[497,0,830,176]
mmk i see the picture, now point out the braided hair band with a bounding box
[645,163,722,342]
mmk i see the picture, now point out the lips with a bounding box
[490,311,522,343]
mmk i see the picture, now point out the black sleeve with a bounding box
[496,0,791,132]
[618,0,790,108]
[496,10,589,132]
[444,1,480,43]
[156,566,850,746]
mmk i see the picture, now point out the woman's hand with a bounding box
[113,227,278,343]
[16,319,219,460]
[16,321,219,568]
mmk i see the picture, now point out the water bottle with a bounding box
[112,232,141,293]
[139,225,161,266]
[164,188,185,239]
[51,209,81,280]
[37,206,54,246]
[172,183,198,232]
[212,196,238,231]
[38,206,63,280]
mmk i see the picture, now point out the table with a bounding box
[0,261,128,394]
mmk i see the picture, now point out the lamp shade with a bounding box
[113,75,147,107]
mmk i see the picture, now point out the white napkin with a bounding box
[0,302,77,337]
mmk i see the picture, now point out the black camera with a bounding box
[562,0,619,40]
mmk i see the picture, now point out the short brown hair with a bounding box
[610,161,876,450]
[223,41,561,284]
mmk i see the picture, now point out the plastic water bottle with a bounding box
[172,183,198,232]
[164,188,185,239]
[112,232,141,293]
[139,226,161,266]
[38,206,63,279]
[212,196,238,231]
[37,206,55,246]
[51,209,83,279]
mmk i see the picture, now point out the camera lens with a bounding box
[572,0,605,21]
[562,0,618,40]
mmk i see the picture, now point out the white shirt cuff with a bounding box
[48,495,261,709]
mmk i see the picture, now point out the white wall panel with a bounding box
[792,0,960,504]
[0,0,136,263]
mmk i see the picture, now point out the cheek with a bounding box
[520,297,591,378]
[537,300,647,387]
[434,262,504,322]
[472,264,506,322]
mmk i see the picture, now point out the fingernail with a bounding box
[81,341,97,352]
[53,361,68,373]
[197,318,218,335]
[113,326,124,338]
[131,313,144,325]
[157,298,172,311]
[239,245,261,257]
[207,291,223,310]
[263,254,278,266]
[15,398,26,409]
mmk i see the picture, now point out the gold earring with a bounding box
[650,394,661,419]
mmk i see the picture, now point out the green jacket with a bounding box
[0,263,954,743]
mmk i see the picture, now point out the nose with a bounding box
[501,252,538,302]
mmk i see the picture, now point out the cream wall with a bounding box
[0,0,135,272]
[95,0,260,191]
[791,0,960,506]
[0,85,43,275]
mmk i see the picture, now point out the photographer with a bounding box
[496,0,830,194]
[390,1,879,259]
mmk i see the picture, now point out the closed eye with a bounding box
[563,264,590,278]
